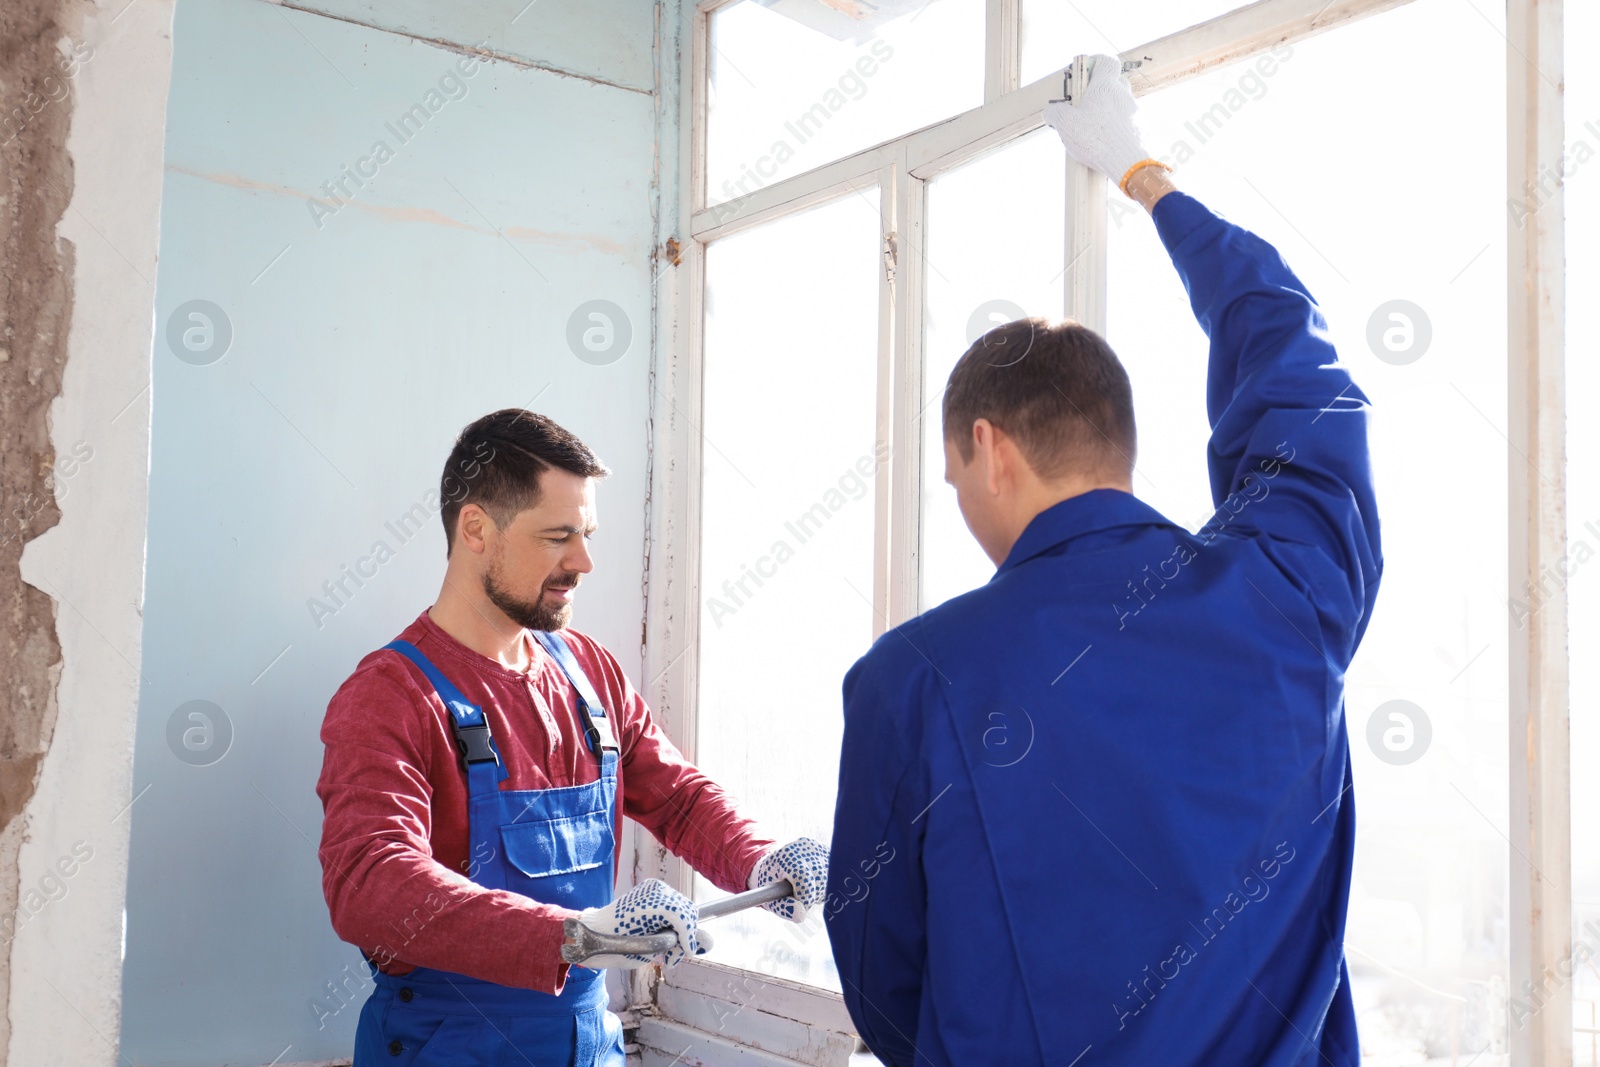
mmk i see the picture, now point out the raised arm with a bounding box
[1045,56,1381,659]
[1146,179,1380,655]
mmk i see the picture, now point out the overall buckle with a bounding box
[453,723,499,765]
[580,701,619,757]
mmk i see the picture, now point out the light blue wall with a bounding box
[121,1,663,1062]
[285,0,658,92]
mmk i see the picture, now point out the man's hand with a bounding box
[575,878,704,969]
[748,838,830,922]
[1042,54,1156,189]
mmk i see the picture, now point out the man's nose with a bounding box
[565,537,596,575]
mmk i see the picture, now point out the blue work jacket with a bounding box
[826,190,1381,1067]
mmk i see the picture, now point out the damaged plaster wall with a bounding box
[4,0,174,1064]
[0,0,77,1051]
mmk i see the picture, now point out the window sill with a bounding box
[641,958,859,1066]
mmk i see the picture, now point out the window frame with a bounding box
[640,0,1573,1062]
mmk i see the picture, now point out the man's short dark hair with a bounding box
[942,317,1136,481]
[439,409,610,556]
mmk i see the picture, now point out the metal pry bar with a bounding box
[560,878,796,965]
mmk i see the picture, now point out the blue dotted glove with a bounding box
[747,838,830,923]
[576,878,704,969]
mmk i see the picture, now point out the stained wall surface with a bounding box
[118,0,659,1061]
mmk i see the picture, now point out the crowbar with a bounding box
[561,879,796,965]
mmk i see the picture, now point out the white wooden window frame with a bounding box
[639,0,1572,1063]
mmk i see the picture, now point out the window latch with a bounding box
[1051,55,1147,104]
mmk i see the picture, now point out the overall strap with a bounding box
[383,640,510,790]
[531,631,619,759]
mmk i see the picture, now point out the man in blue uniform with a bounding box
[825,55,1380,1066]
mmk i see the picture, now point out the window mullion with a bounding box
[872,166,898,636]
[1061,61,1108,335]
[887,154,928,630]
[984,0,1021,103]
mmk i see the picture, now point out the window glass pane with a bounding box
[1103,1,1511,1060]
[921,129,1065,611]
[707,0,984,207]
[695,191,883,990]
[1021,1,1250,86]
[1566,0,1600,1059]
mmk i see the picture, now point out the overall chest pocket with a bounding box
[500,807,615,881]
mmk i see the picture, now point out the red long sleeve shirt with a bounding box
[315,609,776,994]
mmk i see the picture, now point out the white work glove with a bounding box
[1041,54,1153,187]
[575,878,706,969]
[747,837,830,923]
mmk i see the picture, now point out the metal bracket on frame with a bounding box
[1049,55,1148,104]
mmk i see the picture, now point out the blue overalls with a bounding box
[351,630,626,1067]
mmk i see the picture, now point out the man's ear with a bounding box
[973,419,1007,498]
[456,503,494,555]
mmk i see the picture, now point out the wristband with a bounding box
[1117,158,1173,197]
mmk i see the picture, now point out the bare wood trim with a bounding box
[1506,0,1571,1064]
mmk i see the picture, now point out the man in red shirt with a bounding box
[316,409,829,1065]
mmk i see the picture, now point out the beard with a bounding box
[483,551,581,633]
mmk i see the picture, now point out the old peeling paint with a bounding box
[0,0,80,1056]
